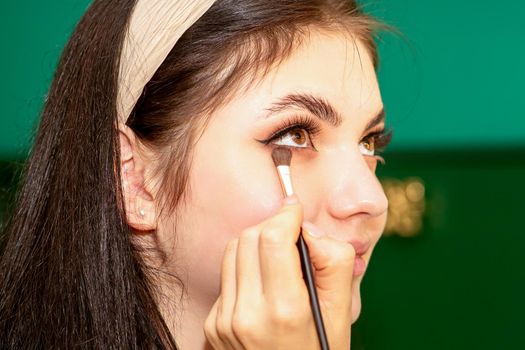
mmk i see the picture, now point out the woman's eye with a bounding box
[358,129,392,165]
[359,138,375,156]
[272,128,312,148]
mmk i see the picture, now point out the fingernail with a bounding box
[282,194,299,206]
[302,221,324,238]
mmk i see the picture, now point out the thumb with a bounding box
[301,221,355,310]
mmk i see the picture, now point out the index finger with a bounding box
[261,195,303,243]
[258,195,305,299]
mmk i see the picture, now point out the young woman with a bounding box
[0,0,392,348]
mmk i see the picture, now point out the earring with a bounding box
[139,209,145,217]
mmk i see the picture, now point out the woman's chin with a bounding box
[351,283,362,324]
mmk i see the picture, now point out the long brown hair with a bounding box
[0,0,381,348]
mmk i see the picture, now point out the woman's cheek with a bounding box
[190,153,282,235]
[178,150,283,296]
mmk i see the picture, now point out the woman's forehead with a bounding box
[226,32,382,122]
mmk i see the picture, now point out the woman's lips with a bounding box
[348,238,371,276]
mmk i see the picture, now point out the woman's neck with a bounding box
[157,279,214,350]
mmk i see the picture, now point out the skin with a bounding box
[121,31,388,349]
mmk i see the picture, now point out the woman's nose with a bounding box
[323,149,388,221]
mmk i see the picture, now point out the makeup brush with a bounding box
[271,147,329,350]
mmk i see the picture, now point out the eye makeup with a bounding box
[255,114,321,150]
[361,128,393,152]
[359,128,393,163]
[256,113,393,163]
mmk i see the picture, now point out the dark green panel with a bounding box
[352,149,525,349]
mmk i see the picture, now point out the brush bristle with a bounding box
[272,147,292,167]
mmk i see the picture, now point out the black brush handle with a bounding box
[297,230,330,350]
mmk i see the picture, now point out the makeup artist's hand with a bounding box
[204,195,355,350]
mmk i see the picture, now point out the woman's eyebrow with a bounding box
[262,93,385,130]
[365,108,386,130]
[263,93,342,127]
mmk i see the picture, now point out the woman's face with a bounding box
[158,31,388,324]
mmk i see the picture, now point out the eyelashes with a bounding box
[256,114,393,160]
[362,129,394,154]
[257,115,322,146]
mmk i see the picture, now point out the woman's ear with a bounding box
[118,123,157,232]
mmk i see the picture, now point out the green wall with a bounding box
[374,0,525,150]
[1,0,524,156]
[1,1,524,349]
[0,0,91,159]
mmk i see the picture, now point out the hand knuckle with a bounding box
[231,312,257,342]
[260,227,284,246]
[216,317,232,337]
[204,315,216,339]
[269,301,308,329]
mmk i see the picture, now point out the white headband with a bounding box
[118,0,217,121]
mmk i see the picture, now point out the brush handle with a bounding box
[297,229,330,350]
